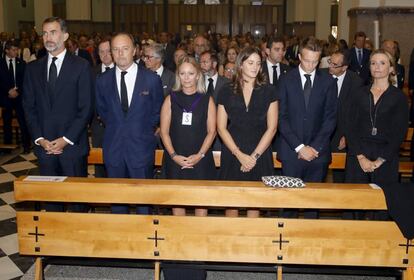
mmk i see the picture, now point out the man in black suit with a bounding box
[263,36,290,87]
[382,39,405,89]
[327,50,363,182]
[143,43,175,98]
[0,40,31,153]
[285,35,300,67]
[159,32,176,72]
[66,37,94,66]
[278,37,337,218]
[91,39,114,178]
[200,50,230,151]
[348,31,371,85]
[134,39,145,68]
[23,17,94,211]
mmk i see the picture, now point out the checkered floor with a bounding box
[0,150,95,280]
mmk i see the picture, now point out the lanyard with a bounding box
[171,92,202,113]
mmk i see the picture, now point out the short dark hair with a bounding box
[4,40,19,50]
[331,49,350,66]
[299,37,322,54]
[42,16,68,33]
[98,39,111,49]
[200,50,218,65]
[354,31,366,40]
[266,36,285,49]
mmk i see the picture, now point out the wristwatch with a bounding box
[253,153,261,160]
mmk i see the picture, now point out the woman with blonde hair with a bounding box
[160,56,216,216]
[345,49,409,219]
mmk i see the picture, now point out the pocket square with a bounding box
[140,90,149,96]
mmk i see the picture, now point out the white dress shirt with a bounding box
[333,71,346,97]
[101,63,114,73]
[115,62,138,106]
[204,72,218,90]
[266,59,280,84]
[155,65,164,77]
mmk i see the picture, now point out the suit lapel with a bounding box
[54,52,72,96]
[128,68,144,115]
[339,71,351,102]
[39,56,51,108]
[292,69,306,110]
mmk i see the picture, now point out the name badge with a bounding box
[182,112,192,125]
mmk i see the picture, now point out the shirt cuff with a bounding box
[34,137,44,145]
[63,136,74,145]
[295,144,305,153]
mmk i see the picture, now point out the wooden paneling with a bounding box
[17,212,413,267]
[110,4,281,35]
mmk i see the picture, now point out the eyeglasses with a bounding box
[225,68,235,73]
[143,55,159,60]
[327,59,344,68]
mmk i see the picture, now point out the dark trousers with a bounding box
[163,266,206,280]
[39,154,88,212]
[106,160,154,214]
[2,101,30,149]
[281,159,329,218]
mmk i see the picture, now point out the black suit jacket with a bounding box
[163,43,176,72]
[396,63,405,90]
[160,67,175,98]
[23,51,94,158]
[277,68,337,163]
[261,61,291,86]
[0,57,25,107]
[210,75,230,104]
[348,47,371,85]
[77,48,94,66]
[329,70,364,151]
[285,45,299,66]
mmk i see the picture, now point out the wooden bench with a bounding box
[14,177,414,280]
[0,118,20,150]
[87,148,414,178]
[401,127,413,157]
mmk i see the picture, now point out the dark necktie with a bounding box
[48,57,58,103]
[207,78,214,96]
[334,77,339,96]
[105,66,110,72]
[120,71,129,114]
[9,59,15,87]
[303,74,312,109]
[272,65,278,85]
[357,49,362,65]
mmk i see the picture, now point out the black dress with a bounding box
[345,85,409,185]
[163,91,216,180]
[218,84,277,181]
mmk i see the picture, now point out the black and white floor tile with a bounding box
[0,151,94,280]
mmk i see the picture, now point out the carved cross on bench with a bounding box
[28,226,45,242]
[399,239,414,254]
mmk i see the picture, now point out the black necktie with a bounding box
[9,59,15,87]
[303,74,312,109]
[207,78,214,96]
[48,57,58,103]
[334,77,339,96]
[105,66,110,72]
[272,65,278,85]
[357,49,362,65]
[120,71,129,114]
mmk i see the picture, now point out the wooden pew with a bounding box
[401,127,413,157]
[87,148,413,177]
[15,177,414,280]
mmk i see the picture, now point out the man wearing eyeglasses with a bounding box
[328,50,363,182]
[95,32,164,214]
[143,43,175,98]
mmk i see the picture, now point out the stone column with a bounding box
[315,0,331,40]
[92,0,111,22]
[0,0,4,32]
[34,0,53,31]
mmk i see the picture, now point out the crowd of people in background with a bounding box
[0,18,412,207]
[0,16,413,280]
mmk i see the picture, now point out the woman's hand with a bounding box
[186,153,204,167]
[236,152,256,172]
[173,155,192,168]
[357,155,376,173]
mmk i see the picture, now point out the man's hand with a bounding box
[38,139,54,154]
[8,87,19,98]
[49,137,68,154]
[338,136,346,150]
[298,146,318,161]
